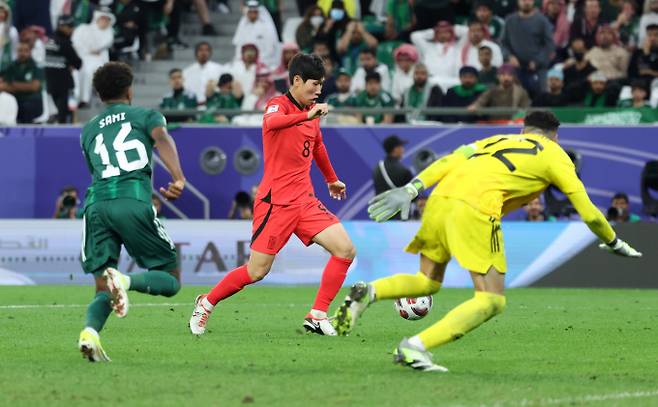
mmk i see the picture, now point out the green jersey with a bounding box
[80,103,166,209]
[3,58,44,103]
[353,89,395,123]
[160,89,197,110]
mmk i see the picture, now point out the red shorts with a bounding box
[250,198,340,255]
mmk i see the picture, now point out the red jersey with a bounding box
[256,92,338,205]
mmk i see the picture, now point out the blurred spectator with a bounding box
[111,0,141,60]
[350,47,390,93]
[611,0,639,48]
[442,66,486,122]
[20,26,47,66]
[628,24,658,82]
[353,72,395,124]
[0,75,17,125]
[312,39,333,60]
[326,68,355,107]
[160,68,197,110]
[401,63,443,121]
[385,0,416,42]
[72,9,115,108]
[193,0,219,36]
[542,0,570,49]
[478,45,498,86]
[228,191,254,219]
[474,1,505,42]
[570,0,606,48]
[524,197,555,221]
[391,44,418,104]
[296,5,325,51]
[578,71,618,106]
[318,0,359,19]
[491,0,517,19]
[13,0,52,35]
[586,25,630,81]
[639,0,658,45]
[152,194,164,219]
[52,186,82,219]
[241,68,281,111]
[226,43,266,98]
[532,68,570,107]
[563,37,596,94]
[501,0,555,98]
[296,0,318,16]
[272,43,300,93]
[0,2,18,72]
[606,192,640,222]
[618,79,650,107]
[316,0,351,62]
[468,64,530,119]
[4,41,44,123]
[252,0,284,39]
[233,0,279,68]
[457,20,503,70]
[411,21,461,91]
[203,73,244,123]
[318,55,337,100]
[337,21,379,75]
[183,41,224,104]
[44,15,82,124]
[372,135,413,196]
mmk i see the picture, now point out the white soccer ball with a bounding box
[394,296,433,320]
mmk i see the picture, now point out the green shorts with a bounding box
[81,198,177,275]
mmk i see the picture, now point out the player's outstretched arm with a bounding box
[367,144,475,222]
[151,126,186,200]
[568,191,642,258]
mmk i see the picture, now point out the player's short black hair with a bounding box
[523,110,561,132]
[169,68,182,76]
[365,71,381,83]
[359,47,376,57]
[612,192,629,203]
[288,52,325,83]
[93,62,133,102]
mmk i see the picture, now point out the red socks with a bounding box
[312,256,353,313]
[207,265,253,305]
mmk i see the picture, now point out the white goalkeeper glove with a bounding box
[598,237,642,258]
[368,180,424,222]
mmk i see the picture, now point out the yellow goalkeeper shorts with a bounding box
[405,196,507,274]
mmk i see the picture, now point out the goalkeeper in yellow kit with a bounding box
[332,111,642,372]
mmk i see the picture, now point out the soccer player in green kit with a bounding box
[77,62,186,362]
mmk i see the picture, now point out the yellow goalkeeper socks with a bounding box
[417,291,506,350]
[371,272,441,300]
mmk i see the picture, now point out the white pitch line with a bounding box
[0,302,301,310]
[516,389,658,406]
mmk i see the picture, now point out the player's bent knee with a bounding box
[332,242,356,260]
[248,266,270,282]
[162,278,181,297]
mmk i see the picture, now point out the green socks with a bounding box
[85,291,112,332]
[129,271,181,297]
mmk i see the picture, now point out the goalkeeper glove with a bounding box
[368,179,424,222]
[598,237,642,258]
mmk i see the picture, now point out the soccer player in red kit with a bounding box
[189,53,356,336]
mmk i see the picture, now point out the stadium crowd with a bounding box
[2,0,658,124]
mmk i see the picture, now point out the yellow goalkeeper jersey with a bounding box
[430,133,583,218]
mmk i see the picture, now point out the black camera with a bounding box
[62,194,77,209]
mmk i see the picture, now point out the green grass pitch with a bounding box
[1,286,658,407]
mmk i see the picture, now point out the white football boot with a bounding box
[78,327,111,362]
[332,281,372,336]
[393,338,448,372]
[189,294,212,335]
[303,315,338,336]
[102,267,129,318]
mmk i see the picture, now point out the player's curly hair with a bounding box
[93,62,133,102]
[524,110,561,132]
